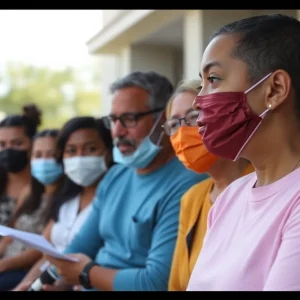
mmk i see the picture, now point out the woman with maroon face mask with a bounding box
[164,79,253,291]
[188,14,300,291]
[0,104,42,227]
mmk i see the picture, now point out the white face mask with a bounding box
[63,155,107,187]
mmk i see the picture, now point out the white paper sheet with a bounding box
[0,225,78,262]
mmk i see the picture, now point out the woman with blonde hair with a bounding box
[164,79,253,291]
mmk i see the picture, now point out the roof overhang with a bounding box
[86,10,185,55]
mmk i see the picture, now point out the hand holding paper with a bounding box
[44,253,92,286]
[0,225,78,262]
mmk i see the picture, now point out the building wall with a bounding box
[99,54,120,116]
[131,44,177,85]
[97,9,300,116]
[183,10,254,80]
[98,44,182,117]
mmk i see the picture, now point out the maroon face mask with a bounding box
[195,73,272,161]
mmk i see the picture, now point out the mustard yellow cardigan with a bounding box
[168,164,254,291]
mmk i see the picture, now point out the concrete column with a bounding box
[119,46,132,77]
[99,54,120,116]
[183,10,254,81]
[183,10,204,81]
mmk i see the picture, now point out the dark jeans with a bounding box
[0,269,28,291]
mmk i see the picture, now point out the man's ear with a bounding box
[265,69,291,110]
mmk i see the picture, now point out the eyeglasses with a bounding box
[162,110,199,136]
[103,107,164,129]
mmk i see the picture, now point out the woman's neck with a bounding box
[6,164,31,198]
[82,183,97,195]
[208,158,248,204]
[44,183,58,197]
[7,164,30,184]
[79,182,99,210]
[244,114,300,187]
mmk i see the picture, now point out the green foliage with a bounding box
[0,62,102,130]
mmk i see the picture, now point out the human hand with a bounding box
[0,259,9,273]
[12,281,32,291]
[42,279,74,291]
[0,243,7,258]
[73,285,83,291]
[44,253,92,285]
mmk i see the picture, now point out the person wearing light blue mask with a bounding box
[31,159,63,186]
[0,129,66,291]
[111,108,164,169]
[41,71,208,292]
[14,117,114,292]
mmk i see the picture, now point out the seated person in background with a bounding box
[0,129,64,291]
[14,116,113,291]
[40,71,207,291]
[0,104,42,226]
[165,79,253,291]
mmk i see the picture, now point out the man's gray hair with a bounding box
[109,71,174,111]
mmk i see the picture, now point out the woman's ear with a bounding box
[265,69,291,110]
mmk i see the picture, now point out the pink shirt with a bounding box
[187,168,300,291]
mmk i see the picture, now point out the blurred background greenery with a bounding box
[0,61,102,129]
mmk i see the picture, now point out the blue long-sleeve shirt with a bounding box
[64,157,208,291]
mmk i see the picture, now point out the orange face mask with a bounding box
[170,126,218,173]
